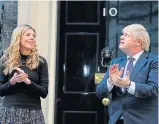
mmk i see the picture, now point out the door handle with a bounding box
[102,98,110,106]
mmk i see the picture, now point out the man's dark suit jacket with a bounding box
[96,51,158,124]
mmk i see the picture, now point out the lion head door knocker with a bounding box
[95,47,114,84]
[101,47,114,68]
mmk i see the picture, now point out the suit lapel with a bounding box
[130,51,148,80]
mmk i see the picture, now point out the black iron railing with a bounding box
[0,3,4,57]
[0,3,4,105]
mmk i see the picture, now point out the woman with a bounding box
[0,24,49,124]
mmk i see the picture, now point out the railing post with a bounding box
[0,3,4,57]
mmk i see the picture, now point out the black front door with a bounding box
[55,1,107,124]
[55,1,158,124]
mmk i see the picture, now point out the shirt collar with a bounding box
[127,50,144,61]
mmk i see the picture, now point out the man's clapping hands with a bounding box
[109,64,131,88]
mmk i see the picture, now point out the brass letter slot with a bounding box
[94,73,105,84]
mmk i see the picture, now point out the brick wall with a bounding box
[0,0,17,106]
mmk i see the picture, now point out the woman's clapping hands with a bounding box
[10,68,31,85]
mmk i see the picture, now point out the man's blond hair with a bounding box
[122,24,150,51]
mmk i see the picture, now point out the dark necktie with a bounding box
[126,57,134,74]
[122,57,134,94]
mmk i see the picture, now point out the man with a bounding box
[96,24,158,124]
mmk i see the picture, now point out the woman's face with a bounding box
[20,29,36,54]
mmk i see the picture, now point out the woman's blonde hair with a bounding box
[122,23,150,51]
[1,24,42,75]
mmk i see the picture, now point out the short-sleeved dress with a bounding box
[0,55,49,124]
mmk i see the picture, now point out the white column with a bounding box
[46,1,57,124]
[18,0,31,25]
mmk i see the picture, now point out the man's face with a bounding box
[119,30,136,53]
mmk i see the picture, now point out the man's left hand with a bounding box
[111,71,131,88]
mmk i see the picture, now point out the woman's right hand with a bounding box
[10,68,28,85]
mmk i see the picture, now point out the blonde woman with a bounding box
[0,24,48,124]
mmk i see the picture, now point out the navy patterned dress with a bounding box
[0,106,45,124]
